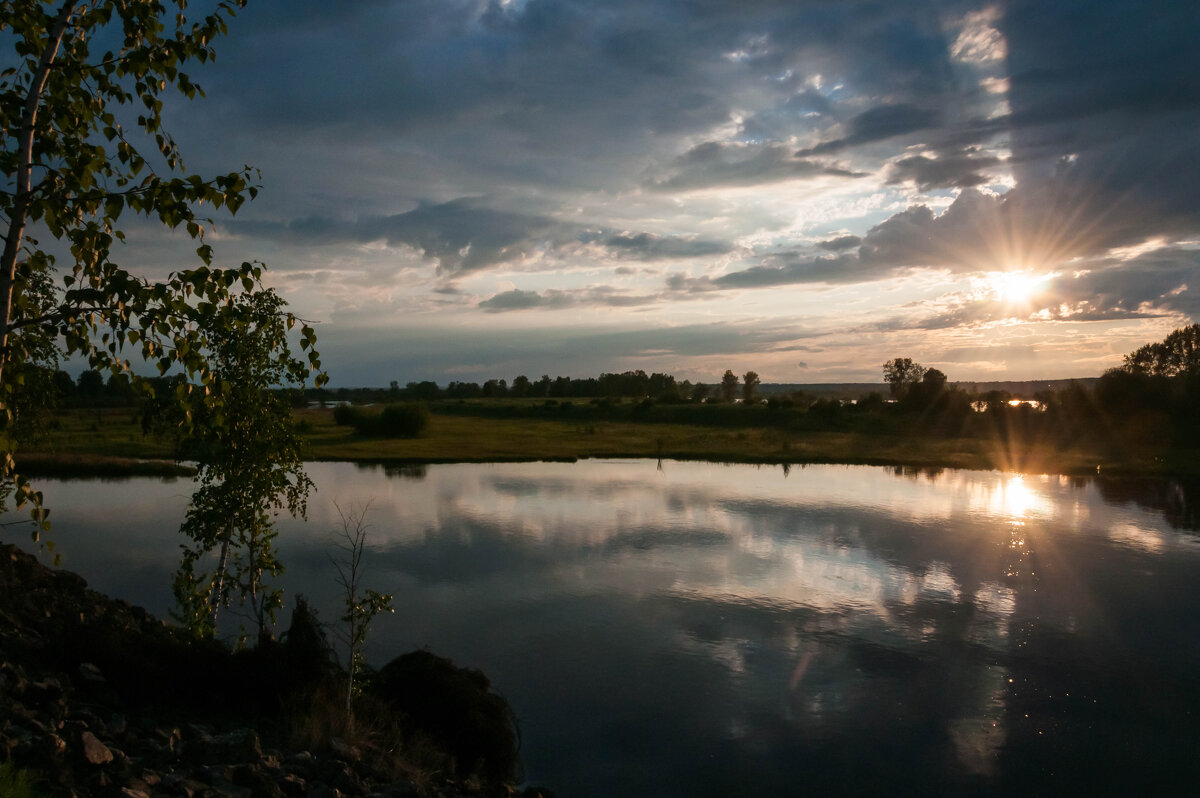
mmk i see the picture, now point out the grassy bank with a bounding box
[20,405,1189,478]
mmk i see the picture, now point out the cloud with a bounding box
[479,285,662,313]
[236,199,732,277]
[649,141,864,191]
[685,190,1008,291]
[874,247,1200,332]
[478,289,550,311]
[601,232,733,260]
[885,151,1004,190]
[817,235,862,252]
[798,104,942,157]
[233,198,569,275]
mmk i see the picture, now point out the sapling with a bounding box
[330,502,394,722]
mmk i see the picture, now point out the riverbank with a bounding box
[21,406,1200,479]
[0,543,551,798]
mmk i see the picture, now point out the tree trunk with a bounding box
[0,2,78,388]
[208,519,234,628]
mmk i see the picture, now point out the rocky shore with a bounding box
[0,543,550,798]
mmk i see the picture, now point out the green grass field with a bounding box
[17,405,1160,478]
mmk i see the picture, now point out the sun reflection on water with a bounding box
[991,474,1052,522]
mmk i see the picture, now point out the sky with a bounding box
[90,0,1200,385]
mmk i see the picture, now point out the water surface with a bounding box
[9,461,1200,796]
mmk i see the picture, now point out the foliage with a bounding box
[333,402,429,438]
[167,289,315,639]
[1122,324,1200,377]
[720,369,738,403]
[329,503,394,721]
[882,357,926,398]
[0,0,326,540]
[742,370,760,404]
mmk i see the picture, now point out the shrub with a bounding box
[372,403,430,437]
[332,404,363,427]
[337,403,430,438]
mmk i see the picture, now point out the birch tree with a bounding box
[1,1,326,534]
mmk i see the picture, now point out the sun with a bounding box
[984,270,1052,304]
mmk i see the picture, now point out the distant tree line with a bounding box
[27,325,1200,468]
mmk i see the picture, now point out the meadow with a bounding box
[20,400,1170,478]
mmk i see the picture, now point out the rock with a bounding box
[232,762,284,798]
[77,662,106,684]
[109,712,128,736]
[29,676,65,704]
[184,727,263,765]
[308,786,341,798]
[278,773,307,796]
[329,736,361,761]
[79,729,114,765]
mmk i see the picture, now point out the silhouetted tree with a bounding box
[720,370,739,403]
[76,369,105,402]
[882,358,926,398]
[1123,324,1200,376]
[52,370,75,400]
[742,371,761,403]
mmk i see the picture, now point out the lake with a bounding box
[9,460,1200,796]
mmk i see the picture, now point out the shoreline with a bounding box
[0,543,550,797]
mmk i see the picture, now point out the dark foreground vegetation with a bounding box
[0,543,550,798]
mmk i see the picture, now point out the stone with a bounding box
[329,736,361,761]
[308,786,340,798]
[231,762,284,798]
[77,662,106,684]
[277,773,307,797]
[80,730,113,765]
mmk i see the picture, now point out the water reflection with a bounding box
[7,461,1200,796]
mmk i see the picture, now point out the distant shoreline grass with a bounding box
[20,405,1199,480]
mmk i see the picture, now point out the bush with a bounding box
[373,403,430,437]
[336,403,430,438]
[373,650,520,783]
[332,404,363,427]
